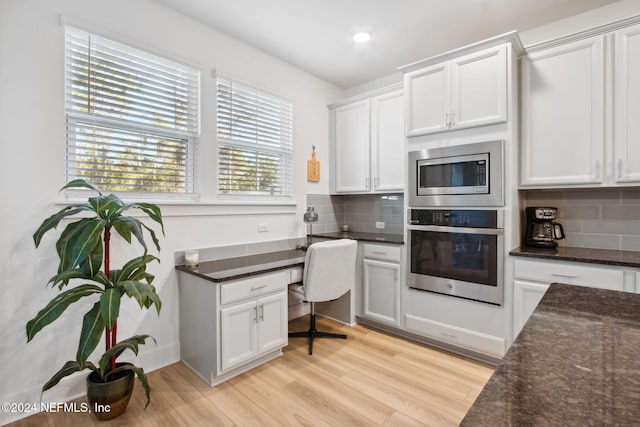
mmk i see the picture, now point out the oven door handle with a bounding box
[407,224,503,235]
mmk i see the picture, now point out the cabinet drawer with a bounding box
[405,314,505,358]
[289,267,303,284]
[221,271,287,305]
[363,243,401,262]
[514,259,623,291]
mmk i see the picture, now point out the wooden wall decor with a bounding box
[307,145,320,182]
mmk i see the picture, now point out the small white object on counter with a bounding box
[184,250,199,267]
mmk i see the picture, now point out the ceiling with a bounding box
[153,0,618,88]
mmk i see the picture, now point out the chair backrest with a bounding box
[303,239,358,302]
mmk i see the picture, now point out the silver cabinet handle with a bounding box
[253,306,258,323]
[372,251,387,255]
[374,177,379,188]
[440,332,458,338]
[551,273,577,279]
[259,304,264,321]
[618,158,623,180]
[445,112,450,128]
[450,110,456,127]
[365,177,369,188]
[250,285,267,291]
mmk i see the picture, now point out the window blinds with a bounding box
[64,27,200,194]
[216,77,293,198]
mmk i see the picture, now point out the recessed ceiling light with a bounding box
[353,31,371,43]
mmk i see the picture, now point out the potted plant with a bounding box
[27,179,164,420]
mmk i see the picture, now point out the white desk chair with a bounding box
[289,239,357,355]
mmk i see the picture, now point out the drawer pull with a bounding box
[250,285,268,291]
[440,332,458,339]
[551,273,577,279]
[372,251,387,255]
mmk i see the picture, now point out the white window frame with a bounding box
[215,73,294,201]
[64,25,201,200]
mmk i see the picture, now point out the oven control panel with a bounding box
[409,209,499,228]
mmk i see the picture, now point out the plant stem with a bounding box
[104,228,117,373]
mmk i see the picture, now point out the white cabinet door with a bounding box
[450,45,507,130]
[521,36,604,186]
[220,300,258,372]
[363,259,401,325]
[371,90,404,191]
[405,63,450,136]
[257,292,288,354]
[334,100,370,192]
[513,280,549,339]
[615,23,640,183]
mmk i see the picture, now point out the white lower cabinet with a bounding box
[362,243,402,326]
[512,258,625,339]
[178,269,289,386]
[513,280,549,338]
[220,292,287,372]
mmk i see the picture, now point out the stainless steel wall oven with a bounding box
[408,209,504,305]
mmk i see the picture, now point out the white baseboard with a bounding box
[0,342,180,426]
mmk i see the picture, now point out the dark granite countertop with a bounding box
[510,245,640,268]
[461,283,640,426]
[313,231,404,245]
[175,249,305,282]
[175,233,402,283]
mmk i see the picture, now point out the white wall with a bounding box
[344,0,640,98]
[0,0,343,423]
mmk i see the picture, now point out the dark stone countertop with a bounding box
[510,245,640,268]
[175,233,403,283]
[312,231,404,245]
[461,283,640,426]
[175,249,305,282]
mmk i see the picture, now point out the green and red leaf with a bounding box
[76,302,105,365]
[26,285,103,341]
[99,288,121,330]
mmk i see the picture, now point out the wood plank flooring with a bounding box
[9,316,494,426]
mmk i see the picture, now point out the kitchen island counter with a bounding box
[461,283,640,425]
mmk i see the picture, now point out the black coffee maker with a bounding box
[524,207,565,248]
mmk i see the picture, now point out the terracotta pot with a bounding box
[86,363,135,421]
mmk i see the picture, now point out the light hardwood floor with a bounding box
[9,316,494,426]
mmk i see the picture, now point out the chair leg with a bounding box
[288,303,346,355]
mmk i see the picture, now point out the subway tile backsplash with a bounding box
[306,193,404,235]
[522,189,640,251]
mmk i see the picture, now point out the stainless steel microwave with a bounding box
[408,140,504,207]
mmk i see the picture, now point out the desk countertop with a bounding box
[176,233,404,283]
[461,283,640,425]
[313,231,404,245]
[176,249,305,283]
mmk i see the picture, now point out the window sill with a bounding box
[55,197,298,217]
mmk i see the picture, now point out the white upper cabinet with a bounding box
[371,90,405,191]
[404,44,509,137]
[521,20,640,188]
[405,63,450,135]
[331,86,404,194]
[450,45,507,130]
[520,36,604,186]
[334,100,370,193]
[614,23,640,184]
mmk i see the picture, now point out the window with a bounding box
[216,76,293,199]
[64,27,200,194]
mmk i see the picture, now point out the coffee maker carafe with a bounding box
[525,207,565,248]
